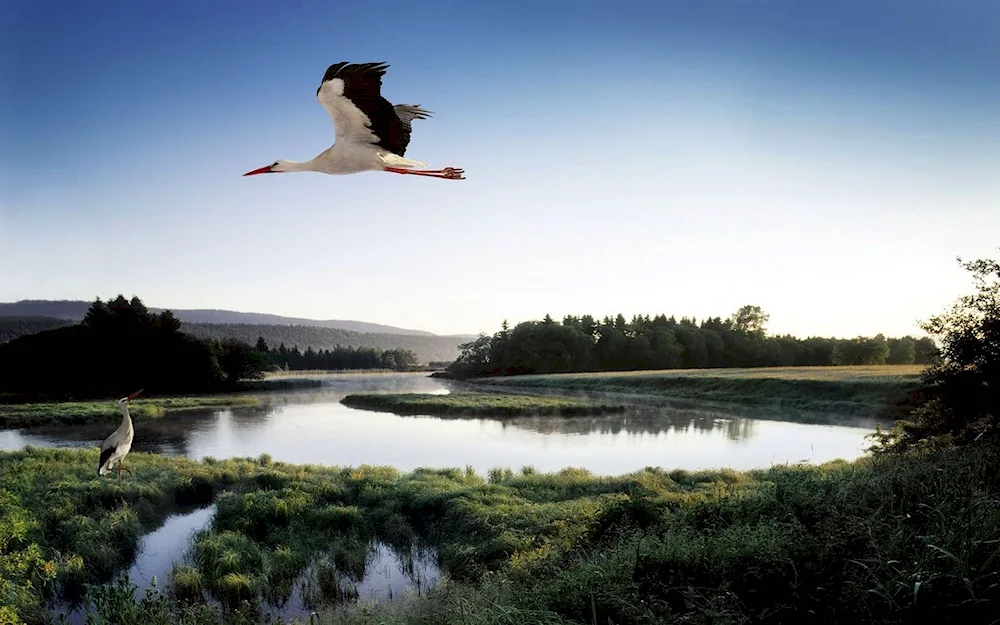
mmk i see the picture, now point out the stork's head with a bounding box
[243,160,294,176]
[118,389,143,405]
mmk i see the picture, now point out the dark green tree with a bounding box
[729,305,769,336]
[875,254,1000,451]
[887,336,916,365]
[217,339,266,384]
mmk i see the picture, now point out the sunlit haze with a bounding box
[2,0,997,338]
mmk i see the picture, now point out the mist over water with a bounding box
[0,373,877,474]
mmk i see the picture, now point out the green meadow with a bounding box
[467,365,924,417]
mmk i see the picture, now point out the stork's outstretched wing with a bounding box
[394,104,433,134]
[315,62,422,156]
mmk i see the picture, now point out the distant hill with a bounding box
[0,302,473,363]
[182,323,467,363]
[0,300,446,337]
[0,316,74,344]
[0,315,466,362]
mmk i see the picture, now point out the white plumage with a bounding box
[243,61,464,180]
[98,389,142,482]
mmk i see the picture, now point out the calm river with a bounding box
[0,372,880,474]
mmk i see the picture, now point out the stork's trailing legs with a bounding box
[116,462,133,483]
[384,166,465,180]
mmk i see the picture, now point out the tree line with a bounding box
[183,322,464,363]
[0,296,420,400]
[253,337,418,372]
[447,305,936,379]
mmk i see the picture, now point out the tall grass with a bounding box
[469,365,924,417]
[0,396,262,427]
[341,392,627,417]
[2,437,997,624]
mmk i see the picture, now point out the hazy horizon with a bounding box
[3,1,998,339]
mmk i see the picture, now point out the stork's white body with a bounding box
[244,62,463,180]
[98,395,136,478]
[279,140,412,176]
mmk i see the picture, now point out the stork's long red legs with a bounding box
[385,166,465,180]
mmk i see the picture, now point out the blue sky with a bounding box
[2,0,998,337]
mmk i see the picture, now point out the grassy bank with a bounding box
[0,396,262,428]
[466,365,925,417]
[341,391,627,417]
[1,438,998,624]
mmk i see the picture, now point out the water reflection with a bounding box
[53,503,439,624]
[277,542,439,620]
[501,407,758,440]
[130,506,216,591]
[1,372,881,474]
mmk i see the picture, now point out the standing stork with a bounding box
[243,62,465,180]
[98,389,142,483]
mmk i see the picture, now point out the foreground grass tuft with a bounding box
[340,392,627,417]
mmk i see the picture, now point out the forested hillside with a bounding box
[0,306,467,362]
[181,323,464,363]
[0,316,73,344]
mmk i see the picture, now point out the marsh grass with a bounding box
[0,396,262,427]
[469,365,924,417]
[243,378,327,392]
[3,437,998,624]
[340,392,627,417]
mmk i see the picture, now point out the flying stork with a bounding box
[243,62,465,180]
[98,389,142,483]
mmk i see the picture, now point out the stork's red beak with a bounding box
[243,165,274,176]
[127,389,143,401]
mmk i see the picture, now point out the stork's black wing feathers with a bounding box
[316,61,415,157]
[98,445,116,471]
[317,62,389,98]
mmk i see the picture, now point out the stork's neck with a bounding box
[277,158,323,173]
[119,402,133,432]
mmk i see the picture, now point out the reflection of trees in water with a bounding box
[498,407,758,440]
[21,409,227,458]
[450,381,885,429]
[266,541,439,621]
[227,403,281,426]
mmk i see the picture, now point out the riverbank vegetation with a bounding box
[0,396,262,428]
[446,305,936,380]
[468,365,924,417]
[1,438,997,624]
[869,255,1000,453]
[341,392,627,417]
